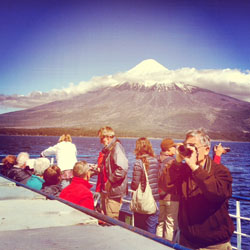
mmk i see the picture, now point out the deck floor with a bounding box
[0,224,173,250]
[0,176,174,250]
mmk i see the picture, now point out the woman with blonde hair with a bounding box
[58,134,72,143]
[131,137,160,234]
[41,134,77,187]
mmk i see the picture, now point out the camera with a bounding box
[215,145,231,153]
[178,144,193,158]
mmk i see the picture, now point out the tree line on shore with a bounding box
[0,127,250,141]
[0,127,183,138]
[0,127,97,137]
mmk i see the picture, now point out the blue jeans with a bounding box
[134,201,159,234]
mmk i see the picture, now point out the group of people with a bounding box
[0,134,94,209]
[0,152,63,196]
[0,126,235,250]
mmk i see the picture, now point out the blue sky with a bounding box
[0,0,250,113]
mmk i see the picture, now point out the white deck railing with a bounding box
[90,180,250,250]
[230,195,250,250]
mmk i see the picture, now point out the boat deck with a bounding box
[0,176,174,250]
[0,224,174,250]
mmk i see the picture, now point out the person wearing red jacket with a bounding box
[95,151,108,193]
[95,151,108,215]
[59,161,94,210]
[213,142,229,164]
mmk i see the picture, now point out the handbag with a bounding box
[130,162,157,214]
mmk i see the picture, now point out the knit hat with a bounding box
[160,138,176,152]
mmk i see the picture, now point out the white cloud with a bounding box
[177,68,250,101]
[0,60,250,113]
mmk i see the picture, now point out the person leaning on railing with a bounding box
[40,134,77,188]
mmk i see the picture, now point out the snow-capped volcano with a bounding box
[1,60,250,141]
[112,59,173,87]
[126,59,169,76]
[116,81,198,94]
[1,59,250,113]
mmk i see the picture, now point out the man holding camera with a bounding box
[169,129,234,250]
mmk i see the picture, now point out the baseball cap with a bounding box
[161,138,176,151]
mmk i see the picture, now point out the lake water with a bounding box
[0,135,249,247]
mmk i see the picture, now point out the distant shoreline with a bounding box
[0,127,249,142]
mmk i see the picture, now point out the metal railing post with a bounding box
[236,200,242,250]
[131,212,134,227]
[50,157,54,165]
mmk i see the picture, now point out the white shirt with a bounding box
[41,141,77,171]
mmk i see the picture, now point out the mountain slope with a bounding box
[1,82,250,140]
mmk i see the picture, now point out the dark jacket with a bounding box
[7,166,33,184]
[102,137,128,199]
[169,156,234,248]
[131,156,160,201]
[41,184,63,197]
[0,165,12,176]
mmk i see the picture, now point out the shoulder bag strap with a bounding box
[141,161,149,184]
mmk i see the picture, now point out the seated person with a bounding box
[7,152,44,190]
[26,174,45,190]
[26,158,50,190]
[41,165,63,197]
[33,157,50,177]
[7,152,33,184]
[59,161,94,210]
[1,155,17,176]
